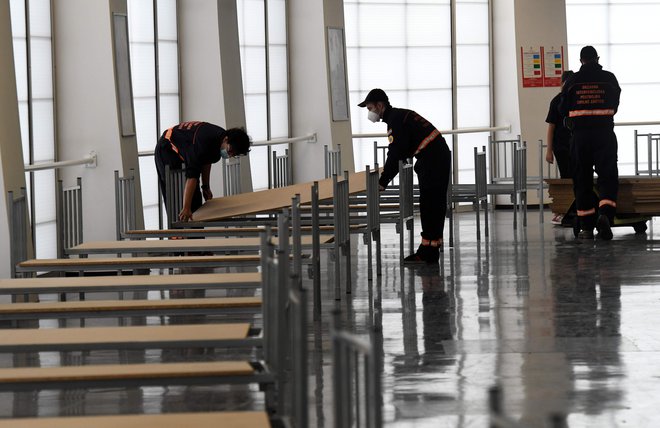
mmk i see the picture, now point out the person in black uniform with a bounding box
[155,121,251,222]
[358,89,451,264]
[546,70,574,225]
[560,46,621,240]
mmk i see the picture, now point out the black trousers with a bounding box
[570,127,618,217]
[414,139,451,241]
[553,139,572,179]
[154,136,203,213]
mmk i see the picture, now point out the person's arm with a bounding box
[200,164,213,201]
[546,123,555,164]
[379,122,411,189]
[179,177,198,221]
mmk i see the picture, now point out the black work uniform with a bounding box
[154,121,224,213]
[560,63,621,227]
[379,106,451,243]
[545,93,572,178]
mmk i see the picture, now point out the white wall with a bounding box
[0,0,31,277]
[54,0,143,242]
[289,0,354,183]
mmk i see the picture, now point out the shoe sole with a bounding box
[596,215,613,240]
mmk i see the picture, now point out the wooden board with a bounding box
[0,361,253,383]
[17,254,261,270]
[0,297,261,314]
[192,169,371,222]
[0,272,261,294]
[0,323,250,348]
[0,412,270,428]
[68,235,324,255]
[547,176,660,215]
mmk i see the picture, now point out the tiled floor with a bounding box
[2,210,660,427]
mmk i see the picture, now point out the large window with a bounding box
[566,1,660,175]
[10,0,57,258]
[127,0,180,228]
[345,0,491,184]
[237,0,290,190]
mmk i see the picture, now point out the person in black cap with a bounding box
[560,46,621,240]
[358,88,451,264]
[155,121,251,222]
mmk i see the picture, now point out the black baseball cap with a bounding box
[580,46,598,61]
[357,88,389,107]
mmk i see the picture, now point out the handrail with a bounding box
[251,133,317,147]
[353,124,511,139]
[615,120,660,127]
[137,132,318,157]
[25,152,97,172]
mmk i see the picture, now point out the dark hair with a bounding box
[580,45,598,62]
[226,127,251,156]
[561,70,574,83]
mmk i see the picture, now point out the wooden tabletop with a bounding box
[0,323,251,348]
[0,297,262,314]
[193,168,372,222]
[67,235,320,255]
[0,412,270,428]
[0,361,254,383]
[0,272,261,294]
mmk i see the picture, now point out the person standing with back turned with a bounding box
[560,46,621,240]
[358,89,451,264]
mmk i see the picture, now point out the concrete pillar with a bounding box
[53,0,145,241]
[289,0,355,183]
[178,0,253,192]
[0,0,33,277]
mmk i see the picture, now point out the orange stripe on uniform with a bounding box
[164,127,184,162]
[599,199,616,208]
[414,129,440,155]
[577,208,596,217]
[568,109,615,118]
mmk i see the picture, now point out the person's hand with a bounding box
[178,207,194,222]
[202,187,213,201]
[379,184,386,192]
[545,150,554,164]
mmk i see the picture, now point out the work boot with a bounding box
[403,244,440,265]
[596,214,613,240]
[577,229,594,240]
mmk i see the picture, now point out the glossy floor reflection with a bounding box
[311,210,660,428]
[3,210,660,427]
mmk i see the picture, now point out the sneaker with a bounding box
[577,229,594,240]
[596,215,613,241]
[403,246,440,265]
[551,214,564,225]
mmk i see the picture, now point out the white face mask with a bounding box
[367,110,380,123]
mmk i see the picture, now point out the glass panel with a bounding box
[31,99,55,162]
[456,2,489,44]
[244,93,268,140]
[407,47,452,90]
[250,146,269,190]
[12,41,28,102]
[133,97,158,151]
[32,170,55,224]
[157,0,178,41]
[34,221,56,259]
[269,91,289,139]
[28,0,51,37]
[159,94,180,132]
[242,46,267,94]
[267,0,286,45]
[129,43,156,98]
[357,4,405,47]
[238,0,265,46]
[358,47,407,89]
[158,41,179,93]
[456,45,490,87]
[128,0,154,43]
[29,38,53,99]
[268,45,287,92]
[9,0,26,36]
[407,4,451,47]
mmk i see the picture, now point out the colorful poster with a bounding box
[543,46,564,87]
[521,47,543,88]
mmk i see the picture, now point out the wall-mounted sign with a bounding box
[542,46,564,87]
[521,46,543,88]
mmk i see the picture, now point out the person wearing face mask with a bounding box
[358,88,451,264]
[155,121,251,222]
